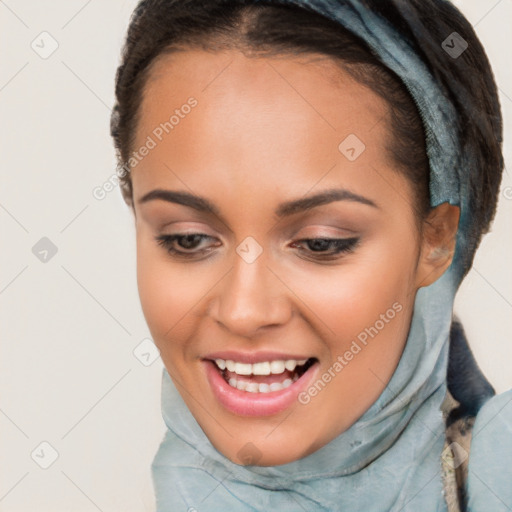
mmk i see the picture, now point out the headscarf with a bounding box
[150,1,512,510]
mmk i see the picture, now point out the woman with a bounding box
[110,1,511,510]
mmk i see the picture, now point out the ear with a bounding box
[415,202,460,288]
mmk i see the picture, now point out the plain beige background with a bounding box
[1,0,510,510]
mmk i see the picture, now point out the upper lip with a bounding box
[203,350,315,364]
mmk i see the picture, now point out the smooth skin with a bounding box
[129,49,459,466]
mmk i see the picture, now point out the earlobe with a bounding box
[415,203,460,288]
[426,246,452,263]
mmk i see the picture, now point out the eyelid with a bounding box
[156,226,360,248]
[155,231,360,263]
[158,221,216,234]
[290,225,359,240]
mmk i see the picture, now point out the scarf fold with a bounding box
[150,1,512,510]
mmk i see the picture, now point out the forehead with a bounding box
[138,48,388,135]
[131,49,400,209]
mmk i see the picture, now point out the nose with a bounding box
[210,253,292,339]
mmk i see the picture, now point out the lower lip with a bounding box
[203,360,319,416]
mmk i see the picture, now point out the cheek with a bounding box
[135,235,206,349]
[287,236,417,382]
[298,244,416,330]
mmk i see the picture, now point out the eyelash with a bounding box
[154,233,360,261]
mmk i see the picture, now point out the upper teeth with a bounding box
[214,358,307,375]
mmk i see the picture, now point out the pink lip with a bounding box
[203,359,319,417]
[203,350,312,364]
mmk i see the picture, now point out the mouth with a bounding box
[215,357,317,392]
[202,354,319,416]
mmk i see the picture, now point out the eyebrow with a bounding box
[137,187,379,218]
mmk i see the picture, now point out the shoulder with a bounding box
[466,389,512,511]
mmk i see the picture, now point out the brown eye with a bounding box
[155,233,218,257]
[291,237,359,260]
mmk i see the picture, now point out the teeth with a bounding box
[226,375,298,393]
[234,362,252,375]
[269,360,285,374]
[213,357,311,393]
[258,383,271,393]
[284,359,298,371]
[214,358,309,376]
[252,362,271,375]
[269,381,283,392]
[245,382,259,393]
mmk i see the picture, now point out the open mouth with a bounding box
[203,354,320,416]
[211,357,318,394]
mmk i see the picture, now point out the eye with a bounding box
[155,233,360,262]
[290,237,359,260]
[155,233,219,258]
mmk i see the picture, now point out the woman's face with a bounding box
[130,49,435,466]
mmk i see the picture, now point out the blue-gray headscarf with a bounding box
[150,1,512,510]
